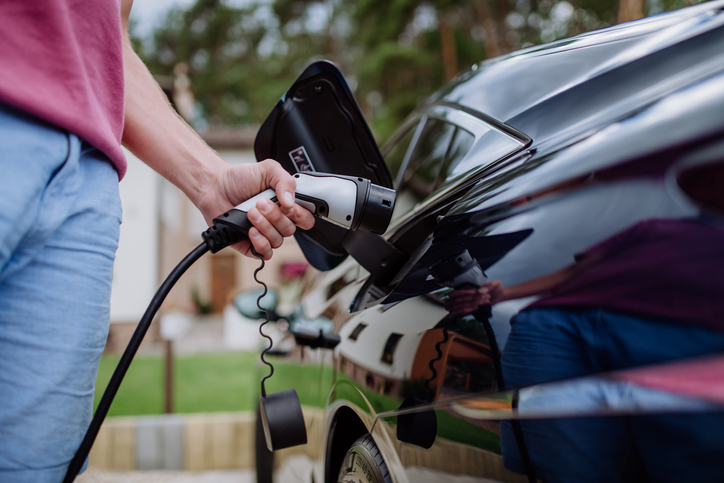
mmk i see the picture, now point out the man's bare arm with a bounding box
[119,0,313,258]
[445,256,600,316]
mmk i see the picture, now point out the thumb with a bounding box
[257,159,296,210]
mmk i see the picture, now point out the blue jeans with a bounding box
[0,103,122,482]
[501,308,724,483]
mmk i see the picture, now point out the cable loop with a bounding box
[251,247,274,398]
[424,327,450,401]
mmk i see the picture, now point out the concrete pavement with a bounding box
[78,454,314,483]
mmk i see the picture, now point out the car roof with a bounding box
[431,0,724,143]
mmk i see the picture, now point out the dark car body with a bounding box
[257,2,724,481]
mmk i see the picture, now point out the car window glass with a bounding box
[403,119,456,197]
[381,333,403,365]
[438,127,475,188]
[348,322,368,341]
[382,124,417,184]
[391,119,456,221]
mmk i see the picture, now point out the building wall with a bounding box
[110,150,159,323]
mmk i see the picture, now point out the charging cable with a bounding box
[62,243,208,482]
[63,209,265,481]
[63,173,396,481]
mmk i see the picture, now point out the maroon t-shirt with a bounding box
[0,1,126,179]
[530,218,724,331]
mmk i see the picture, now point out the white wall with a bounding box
[110,150,160,322]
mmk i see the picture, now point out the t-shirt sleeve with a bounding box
[574,219,653,263]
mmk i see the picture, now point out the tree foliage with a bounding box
[139,0,707,140]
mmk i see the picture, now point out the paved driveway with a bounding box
[77,454,313,482]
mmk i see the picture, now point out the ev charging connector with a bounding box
[202,172,395,253]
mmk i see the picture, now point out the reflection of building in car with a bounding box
[336,297,447,397]
[337,294,499,402]
[411,327,496,399]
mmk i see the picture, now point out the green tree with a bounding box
[144,0,291,126]
[342,0,488,138]
[140,0,707,140]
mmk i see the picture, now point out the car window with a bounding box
[403,119,456,199]
[390,119,457,221]
[348,322,368,341]
[381,124,417,184]
[381,333,403,365]
[353,109,526,309]
[438,127,475,188]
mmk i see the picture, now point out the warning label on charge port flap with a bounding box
[289,146,315,172]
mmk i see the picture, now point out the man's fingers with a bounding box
[448,289,489,302]
[445,287,492,316]
[257,198,297,237]
[258,159,296,210]
[247,227,273,260]
[484,280,503,291]
[247,206,286,250]
[255,159,315,231]
[290,203,316,230]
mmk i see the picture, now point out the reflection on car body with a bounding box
[255,2,724,482]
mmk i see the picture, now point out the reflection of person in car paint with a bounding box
[445,213,724,482]
[445,161,724,483]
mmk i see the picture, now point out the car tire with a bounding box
[255,402,274,483]
[337,434,392,483]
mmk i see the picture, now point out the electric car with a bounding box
[254,2,724,481]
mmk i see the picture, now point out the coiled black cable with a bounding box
[251,247,275,398]
[424,326,450,401]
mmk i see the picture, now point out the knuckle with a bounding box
[282,225,296,238]
[266,206,285,224]
[255,241,272,257]
[247,207,262,223]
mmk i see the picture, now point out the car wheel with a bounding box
[337,434,392,483]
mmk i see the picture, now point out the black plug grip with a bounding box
[202,209,253,253]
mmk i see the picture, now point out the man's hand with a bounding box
[444,280,505,317]
[196,159,315,259]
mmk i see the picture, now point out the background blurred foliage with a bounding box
[138,0,708,142]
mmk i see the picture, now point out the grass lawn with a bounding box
[95,352,333,417]
[95,353,501,455]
